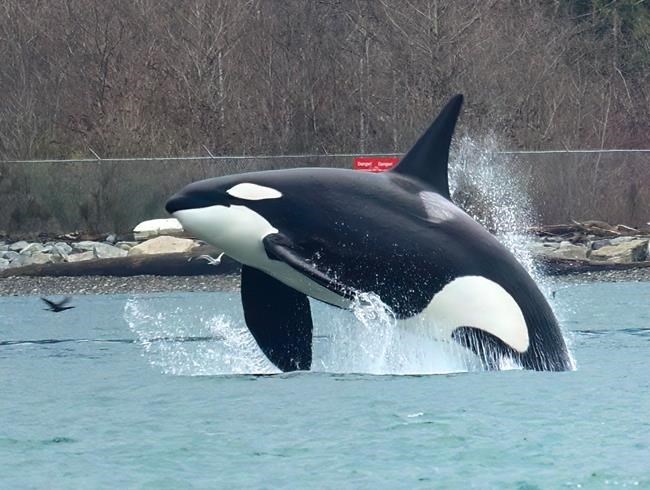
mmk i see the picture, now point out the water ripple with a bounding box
[0,336,223,347]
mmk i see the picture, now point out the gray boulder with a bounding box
[23,252,58,266]
[589,239,649,263]
[0,257,10,270]
[54,242,73,255]
[591,239,611,251]
[20,243,44,256]
[549,241,589,260]
[49,244,69,260]
[128,236,197,256]
[92,243,128,259]
[2,251,21,263]
[527,241,559,256]
[66,251,96,263]
[133,218,184,241]
[2,251,27,267]
[72,241,101,252]
[529,240,587,260]
[70,241,126,258]
[9,240,29,252]
[116,241,138,251]
[609,236,638,245]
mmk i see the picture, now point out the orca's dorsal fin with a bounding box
[392,94,463,199]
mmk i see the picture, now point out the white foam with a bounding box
[124,294,487,376]
[125,297,278,376]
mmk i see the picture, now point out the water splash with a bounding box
[124,297,278,375]
[349,292,398,373]
[314,292,423,374]
[450,134,576,368]
[450,134,540,277]
[124,292,481,376]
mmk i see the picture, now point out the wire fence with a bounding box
[2,149,650,164]
[1,149,648,236]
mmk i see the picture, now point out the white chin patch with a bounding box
[172,204,348,309]
[173,205,277,266]
[226,183,282,200]
[417,276,530,353]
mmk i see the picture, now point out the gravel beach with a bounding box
[0,274,240,296]
[1,268,649,297]
[548,268,650,285]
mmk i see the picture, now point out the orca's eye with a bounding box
[226,183,283,201]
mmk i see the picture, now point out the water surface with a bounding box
[1,281,650,488]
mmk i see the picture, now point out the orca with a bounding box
[166,95,573,373]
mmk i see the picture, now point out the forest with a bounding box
[0,0,649,234]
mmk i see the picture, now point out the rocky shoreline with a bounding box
[1,220,649,296]
[0,233,198,271]
[3,220,649,273]
[526,221,650,264]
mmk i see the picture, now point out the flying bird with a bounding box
[41,297,75,313]
[190,253,225,266]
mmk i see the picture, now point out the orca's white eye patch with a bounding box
[226,183,283,201]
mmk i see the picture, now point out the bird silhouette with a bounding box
[41,297,75,313]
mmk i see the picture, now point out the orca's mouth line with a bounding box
[166,193,236,214]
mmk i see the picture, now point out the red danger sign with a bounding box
[353,157,400,172]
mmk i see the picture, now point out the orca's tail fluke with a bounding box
[392,94,463,199]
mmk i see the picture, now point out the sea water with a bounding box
[1,281,650,488]
[3,137,648,487]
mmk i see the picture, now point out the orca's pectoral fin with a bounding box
[241,265,313,372]
[452,326,520,371]
[263,233,354,300]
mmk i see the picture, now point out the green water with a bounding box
[1,281,650,488]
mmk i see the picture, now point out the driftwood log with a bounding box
[529,221,650,240]
[536,256,650,275]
